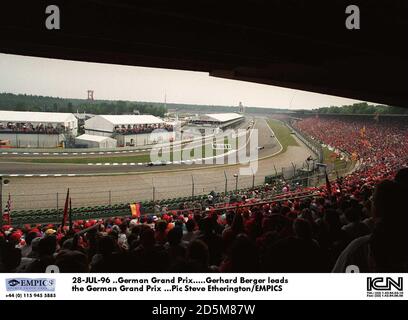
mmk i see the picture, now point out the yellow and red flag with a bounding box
[130,203,141,218]
[360,126,366,138]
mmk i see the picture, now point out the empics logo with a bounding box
[6,278,56,292]
[367,277,403,298]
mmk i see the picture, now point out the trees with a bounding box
[0,93,167,116]
[314,102,408,115]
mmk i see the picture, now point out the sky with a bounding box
[0,53,366,110]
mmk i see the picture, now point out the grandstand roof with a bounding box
[0,110,77,124]
[85,114,164,133]
[75,134,115,143]
[204,113,243,122]
[98,115,164,125]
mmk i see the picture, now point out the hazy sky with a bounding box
[0,53,365,110]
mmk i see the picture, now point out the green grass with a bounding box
[267,119,298,152]
[11,154,152,164]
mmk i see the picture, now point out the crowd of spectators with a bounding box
[294,116,407,165]
[0,122,65,134]
[1,116,407,273]
[114,123,174,135]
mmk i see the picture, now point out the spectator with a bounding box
[25,235,57,273]
[131,227,169,272]
[333,177,408,272]
[342,207,370,242]
[56,250,89,272]
[220,234,259,272]
[263,218,327,272]
[182,219,198,243]
[197,217,223,266]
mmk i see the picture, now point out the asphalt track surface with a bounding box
[2,118,315,210]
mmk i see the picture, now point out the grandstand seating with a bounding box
[1,115,407,273]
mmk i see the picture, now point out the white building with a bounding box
[187,113,244,134]
[75,134,117,149]
[0,110,78,148]
[84,114,175,147]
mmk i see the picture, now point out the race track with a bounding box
[1,118,315,210]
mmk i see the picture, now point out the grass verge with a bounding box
[266,119,298,153]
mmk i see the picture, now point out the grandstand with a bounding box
[1,114,407,273]
[84,114,175,147]
[187,113,244,134]
[0,110,78,148]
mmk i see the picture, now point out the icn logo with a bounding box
[367,277,403,292]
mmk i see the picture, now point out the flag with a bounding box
[336,177,343,195]
[360,126,366,138]
[61,188,70,230]
[325,172,332,195]
[130,203,141,218]
[69,197,73,231]
[3,193,12,225]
